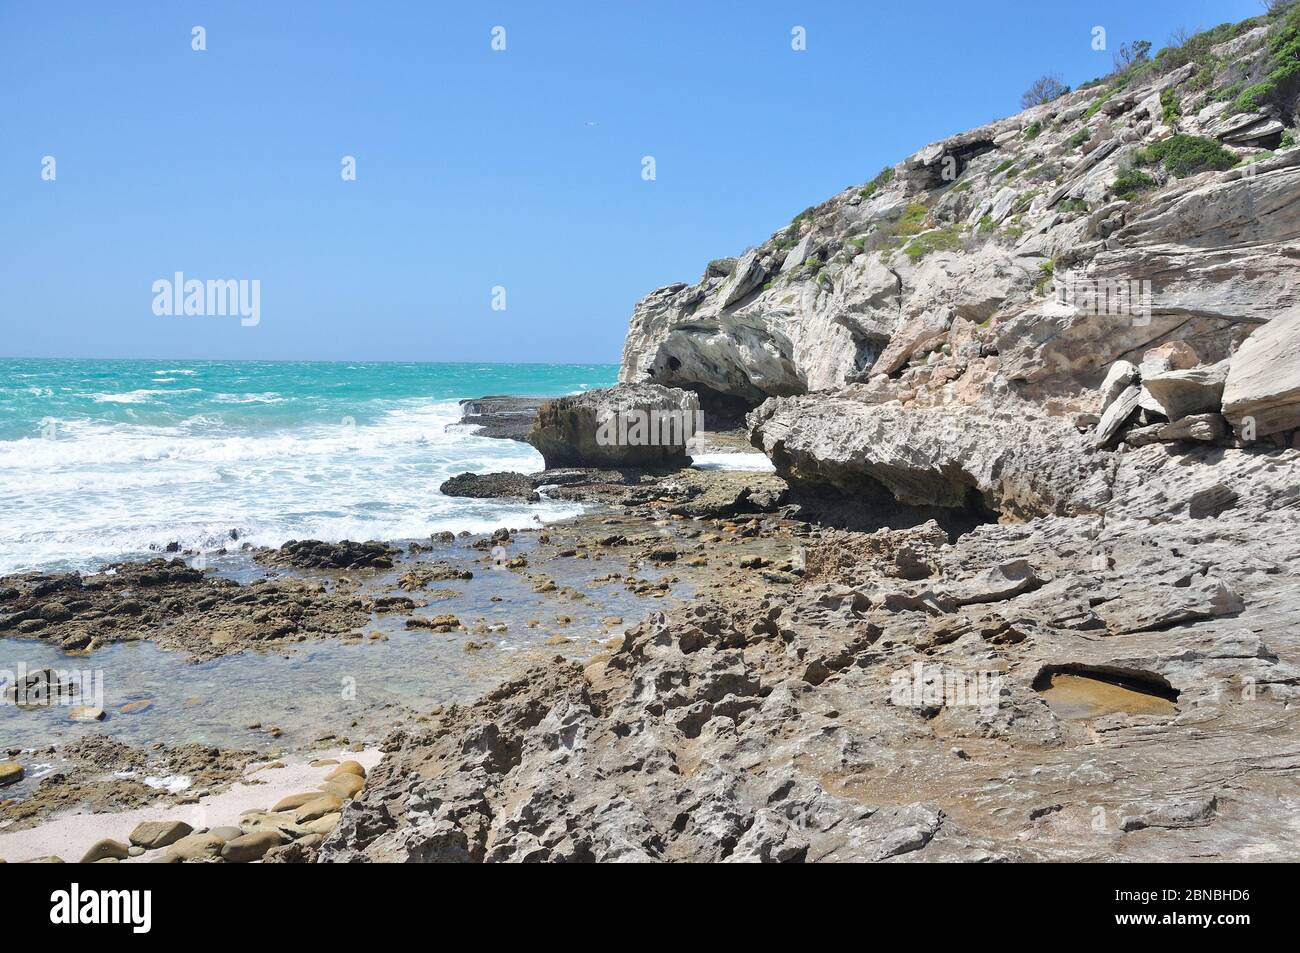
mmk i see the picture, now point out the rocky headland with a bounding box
[315,10,1300,863]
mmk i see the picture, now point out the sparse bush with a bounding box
[1021,74,1069,109]
[1282,128,1297,147]
[903,226,964,263]
[1067,127,1092,149]
[1233,3,1300,112]
[1113,40,1153,73]
[1024,120,1043,140]
[859,166,895,201]
[1111,168,1159,199]
[1160,88,1182,124]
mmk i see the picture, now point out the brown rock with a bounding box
[0,763,23,787]
[293,794,344,823]
[129,820,193,850]
[221,830,285,863]
[271,791,325,813]
[318,774,364,799]
[164,832,225,862]
[81,838,130,863]
[325,760,366,780]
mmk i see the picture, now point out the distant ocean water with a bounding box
[0,359,619,574]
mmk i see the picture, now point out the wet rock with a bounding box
[439,472,540,502]
[258,539,398,570]
[406,614,461,633]
[457,396,548,441]
[528,384,700,469]
[0,763,22,787]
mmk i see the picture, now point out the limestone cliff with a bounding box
[619,13,1300,424]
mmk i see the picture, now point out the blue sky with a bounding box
[0,0,1261,363]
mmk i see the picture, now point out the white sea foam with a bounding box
[689,452,776,473]
[0,398,583,574]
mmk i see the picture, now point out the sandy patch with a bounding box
[0,747,381,863]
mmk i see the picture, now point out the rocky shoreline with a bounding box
[6,8,1300,863]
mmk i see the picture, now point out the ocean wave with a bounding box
[0,397,569,574]
[91,388,202,404]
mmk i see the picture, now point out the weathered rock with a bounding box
[164,832,226,862]
[1099,360,1138,411]
[1141,361,1229,422]
[749,396,1109,519]
[0,763,22,787]
[439,472,539,503]
[1094,385,1140,448]
[528,384,700,469]
[80,838,130,863]
[221,830,285,863]
[129,820,193,850]
[457,396,548,441]
[1222,309,1300,437]
[1157,413,1227,442]
[258,539,397,570]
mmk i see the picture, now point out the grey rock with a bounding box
[1222,308,1300,438]
[528,384,700,469]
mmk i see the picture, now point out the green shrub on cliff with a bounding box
[1111,167,1158,199]
[1066,127,1092,149]
[1160,88,1181,124]
[903,225,964,263]
[1136,135,1237,177]
[1233,4,1300,112]
[859,166,895,201]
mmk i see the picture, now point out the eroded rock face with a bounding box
[618,23,1300,418]
[439,472,539,502]
[748,396,1110,520]
[320,436,1300,863]
[1222,308,1300,437]
[528,384,700,469]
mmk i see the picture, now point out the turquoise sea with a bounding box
[0,359,618,574]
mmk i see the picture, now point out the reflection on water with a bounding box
[1,531,691,762]
[1037,672,1178,720]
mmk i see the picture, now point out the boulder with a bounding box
[1099,361,1138,411]
[0,763,22,787]
[717,250,768,309]
[1222,310,1300,438]
[1141,361,1229,423]
[80,839,130,863]
[1158,413,1227,443]
[129,820,193,850]
[528,384,700,469]
[749,397,1109,519]
[1094,385,1141,448]
[294,794,344,824]
[221,831,284,863]
[439,472,539,502]
[164,833,225,862]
